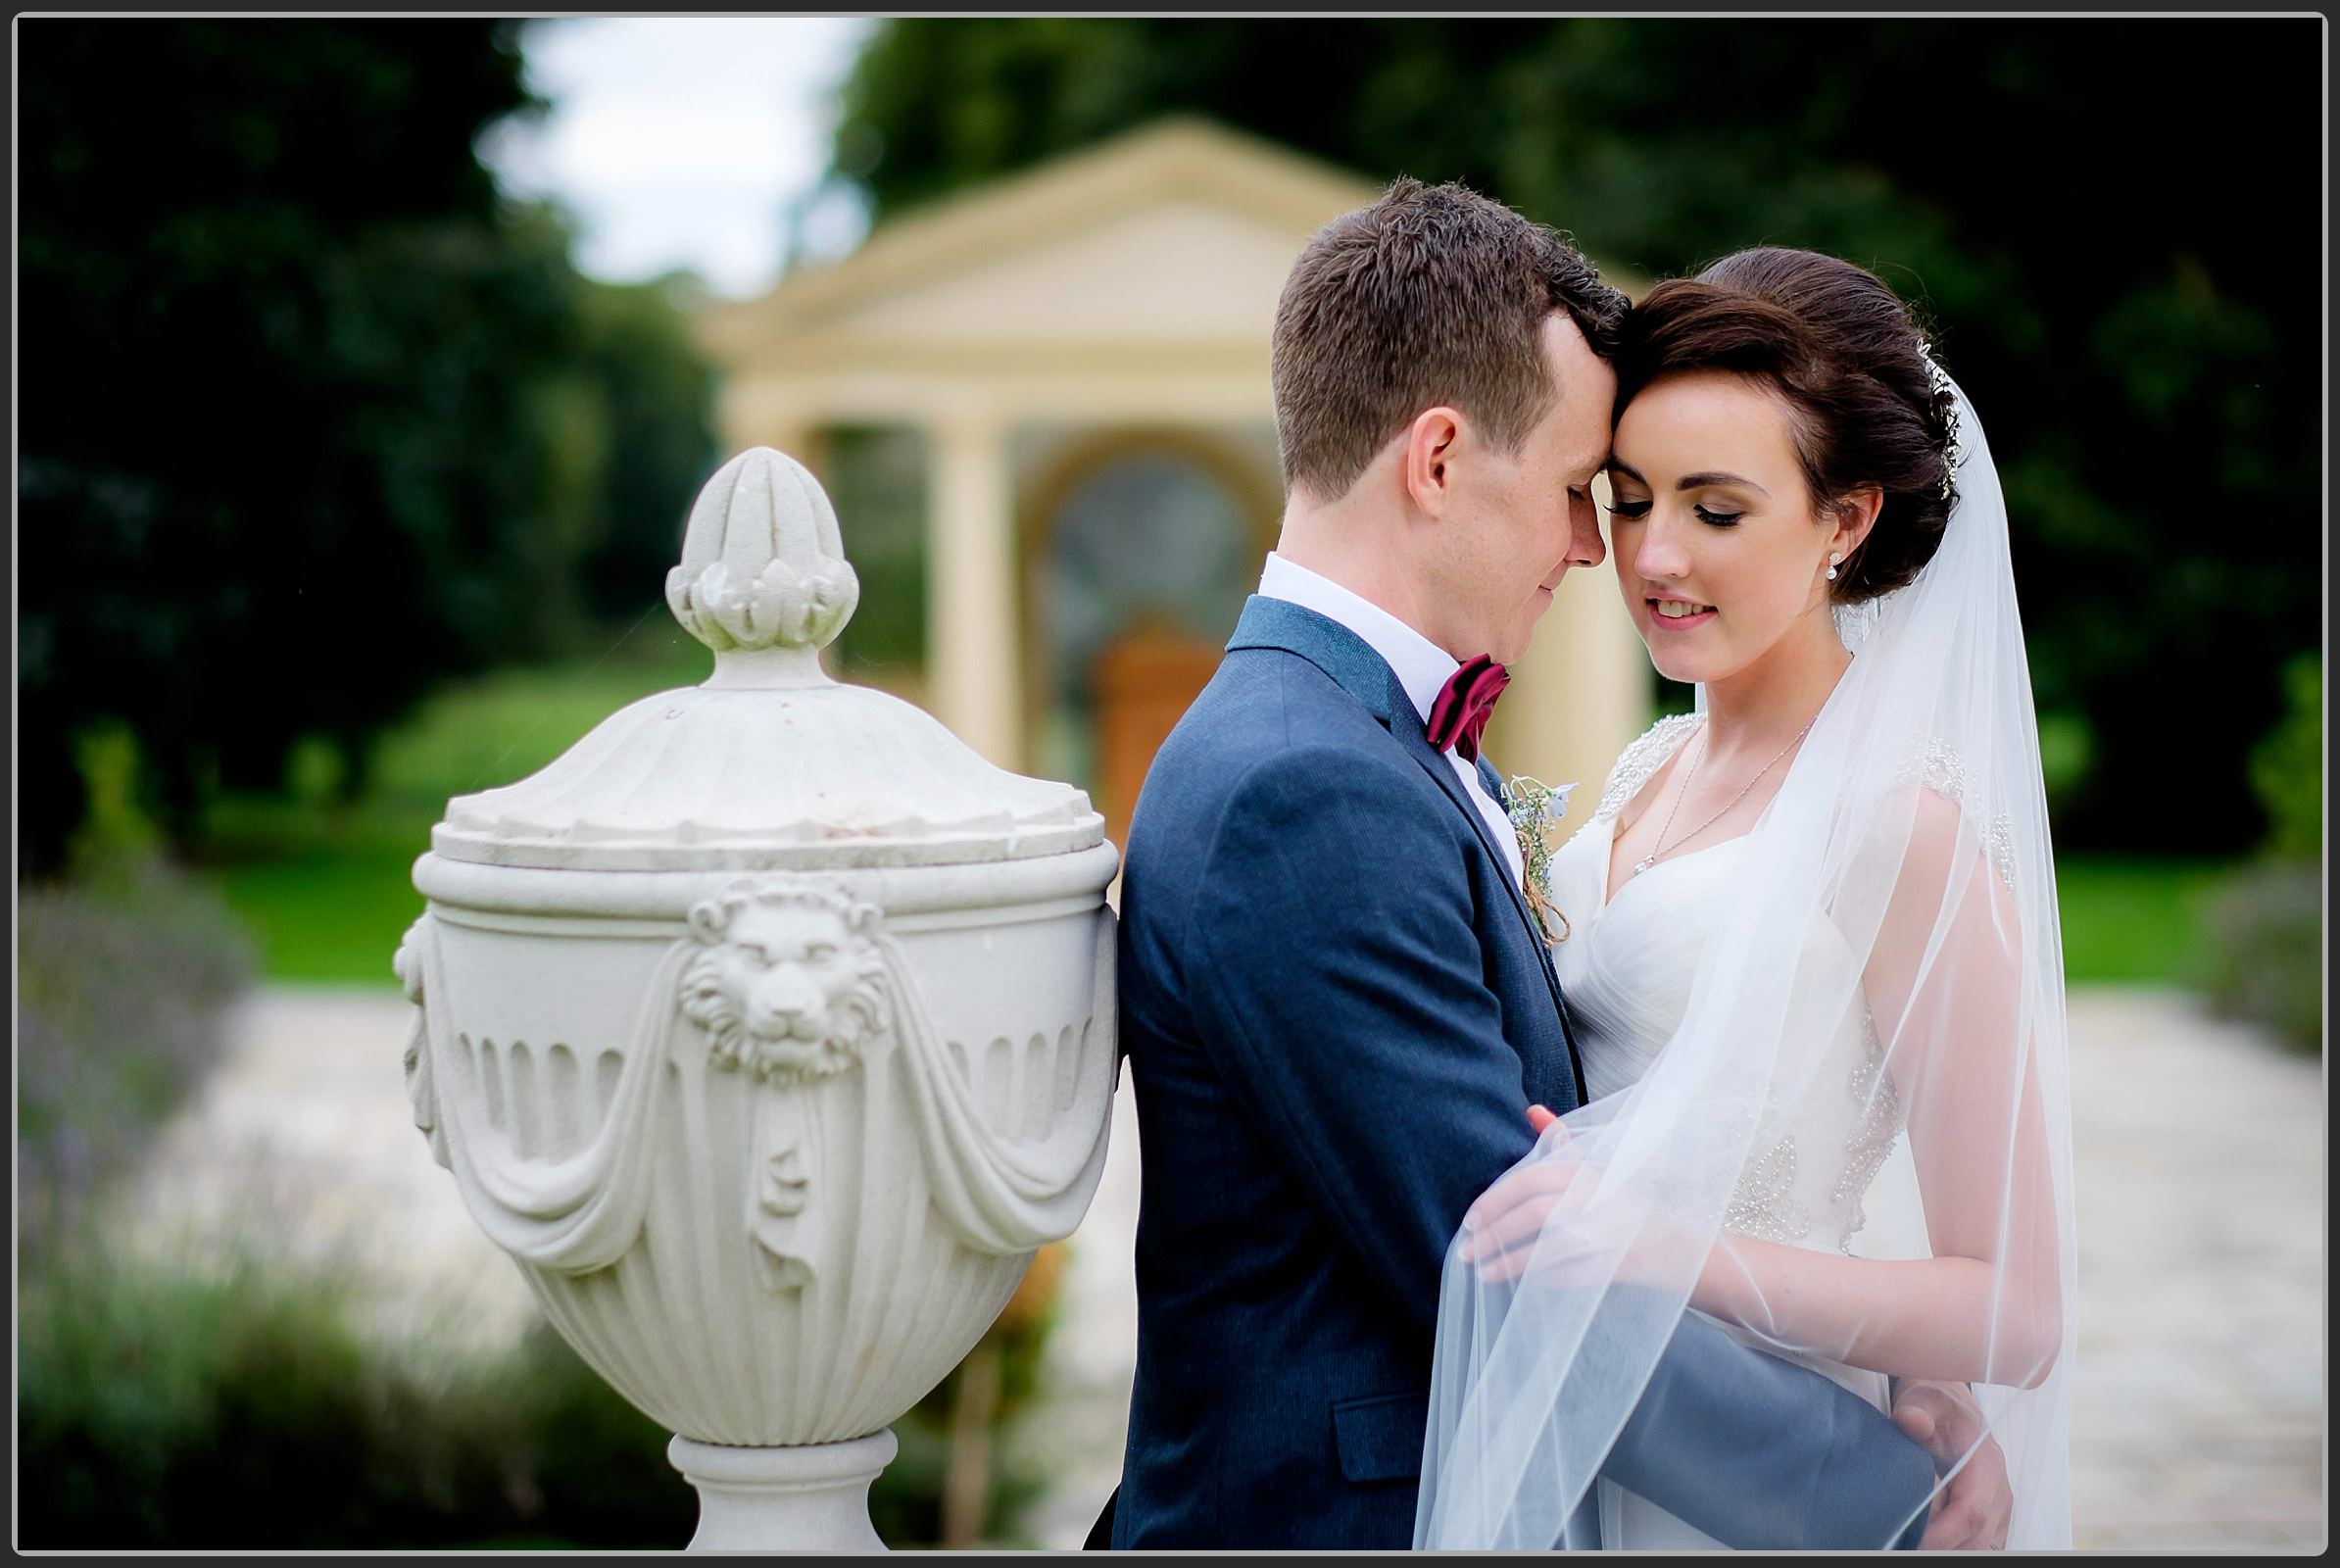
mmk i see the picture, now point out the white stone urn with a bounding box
[396,448,1119,1550]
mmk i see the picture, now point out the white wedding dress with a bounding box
[1542,710,1935,1550]
[1419,375,2072,1552]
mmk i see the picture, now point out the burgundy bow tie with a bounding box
[1426,655,1511,762]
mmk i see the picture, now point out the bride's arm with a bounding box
[1687,788,2065,1390]
[1690,1239,2055,1389]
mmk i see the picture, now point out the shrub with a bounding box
[2036,710,2096,819]
[17,1247,694,1548]
[18,855,255,1263]
[18,1240,1065,1547]
[2199,658,2324,1054]
[18,753,1065,1546]
[2250,654,2322,863]
[2201,862,2322,1054]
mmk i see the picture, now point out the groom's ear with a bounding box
[1402,406,1466,518]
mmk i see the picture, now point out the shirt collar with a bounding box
[1256,552,1458,726]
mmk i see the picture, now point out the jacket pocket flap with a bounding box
[1331,1391,1431,1484]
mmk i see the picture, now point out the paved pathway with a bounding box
[2058,990,2324,1549]
[116,984,2323,1549]
[109,985,542,1353]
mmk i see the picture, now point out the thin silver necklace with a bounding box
[1631,716,1817,877]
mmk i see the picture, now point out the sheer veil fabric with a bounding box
[1414,378,2075,1548]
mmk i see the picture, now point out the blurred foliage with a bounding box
[20,733,256,1265]
[2201,655,2323,1053]
[19,854,256,1266]
[2035,711,2097,823]
[2201,865,2321,1054]
[20,20,718,876]
[187,629,946,990]
[822,18,2318,854]
[19,762,1066,1546]
[2247,655,2322,864]
[19,1250,697,1549]
[824,425,934,680]
[20,1242,1062,1550]
[565,273,725,627]
[193,633,711,986]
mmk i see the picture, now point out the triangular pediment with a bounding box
[702,118,1388,366]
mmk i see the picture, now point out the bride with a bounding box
[1414,248,2075,1549]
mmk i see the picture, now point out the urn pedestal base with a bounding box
[668,1430,900,1552]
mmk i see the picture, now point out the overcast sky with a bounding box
[478,17,878,300]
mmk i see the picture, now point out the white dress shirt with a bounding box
[1255,553,1525,887]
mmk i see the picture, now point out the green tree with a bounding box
[568,275,720,627]
[19,21,718,874]
[820,18,2319,853]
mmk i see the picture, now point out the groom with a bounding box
[1091,179,2010,1550]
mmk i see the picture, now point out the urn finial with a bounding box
[666,448,860,687]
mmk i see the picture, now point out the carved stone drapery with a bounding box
[400,880,1114,1446]
[403,448,1119,1547]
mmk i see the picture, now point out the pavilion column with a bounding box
[766,423,822,481]
[761,421,812,466]
[1487,565,1652,838]
[925,413,1023,769]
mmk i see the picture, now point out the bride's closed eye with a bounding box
[1601,498,1742,528]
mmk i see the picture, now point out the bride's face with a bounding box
[1604,370,1842,686]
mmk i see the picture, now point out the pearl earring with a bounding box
[1826,551,1842,582]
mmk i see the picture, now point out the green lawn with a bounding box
[365,627,710,807]
[200,802,438,986]
[2053,855,2232,986]
[196,636,711,987]
[192,637,2241,991]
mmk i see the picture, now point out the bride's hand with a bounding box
[1456,1108,1690,1287]
[1455,1112,1593,1279]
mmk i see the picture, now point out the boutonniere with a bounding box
[1506,774,1577,946]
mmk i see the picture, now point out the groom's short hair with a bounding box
[1271,177,1626,503]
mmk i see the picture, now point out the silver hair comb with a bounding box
[1917,339,1966,504]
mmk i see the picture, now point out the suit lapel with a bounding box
[1389,723,1575,1017]
[1389,712,1533,916]
[1227,597,1584,1102]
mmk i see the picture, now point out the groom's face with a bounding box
[1440,313,1615,665]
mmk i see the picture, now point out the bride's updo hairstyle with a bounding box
[1613,247,1961,605]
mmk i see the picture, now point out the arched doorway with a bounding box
[1022,433,1279,853]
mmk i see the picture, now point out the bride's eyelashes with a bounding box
[1600,498,1743,528]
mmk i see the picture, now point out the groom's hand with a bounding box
[1892,1380,2012,1549]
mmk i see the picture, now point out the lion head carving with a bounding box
[679,882,891,1084]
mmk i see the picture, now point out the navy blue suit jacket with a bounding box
[1105,597,1936,1549]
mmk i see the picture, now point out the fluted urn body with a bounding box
[398,450,1119,1547]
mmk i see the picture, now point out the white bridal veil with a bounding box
[1414,377,2076,1548]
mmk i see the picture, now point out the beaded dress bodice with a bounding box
[1542,715,1908,1258]
[1533,716,1954,1548]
